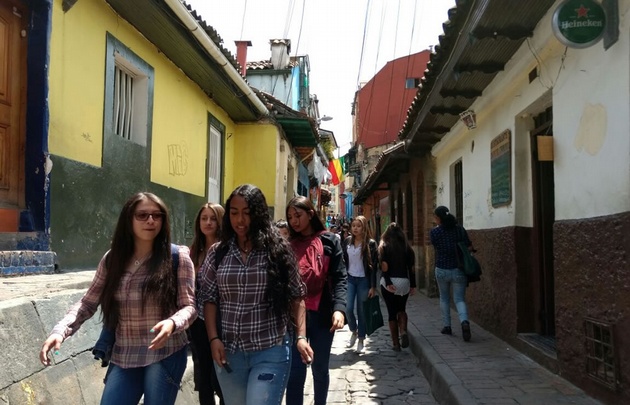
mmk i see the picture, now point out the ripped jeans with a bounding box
[214,334,291,405]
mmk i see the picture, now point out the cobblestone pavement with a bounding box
[294,324,439,405]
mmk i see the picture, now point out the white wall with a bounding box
[432,0,630,229]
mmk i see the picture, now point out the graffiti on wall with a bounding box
[167,143,189,176]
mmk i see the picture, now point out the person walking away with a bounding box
[39,192,197,405]
[197,184,313,405]
[189,203,225,405]
[274,219,291,240]
[284,196,347,405]
[378,222,416,351]
[430,206,473,341]
[342,216,379,353]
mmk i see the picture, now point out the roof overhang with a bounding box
[104,0,264,121]
[354,143,409,205]
[398,0,555,153]
[258,91,319,161]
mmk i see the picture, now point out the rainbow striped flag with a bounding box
[328,157,346,186]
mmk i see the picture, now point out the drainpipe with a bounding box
[163,0,268,117]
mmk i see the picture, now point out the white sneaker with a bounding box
[356,339,365,353]
[346,332,358,348]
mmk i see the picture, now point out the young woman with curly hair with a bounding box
[284,196,347,405]
[189,203,225,405]
[197,184,312,405]
[39,192,197,405]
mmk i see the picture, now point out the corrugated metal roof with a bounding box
[104,0,264,122]
[355,0,556,201]
[398,0,556,153]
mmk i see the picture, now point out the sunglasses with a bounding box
[134,212,165,221]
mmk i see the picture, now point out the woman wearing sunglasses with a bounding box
[39,192,197,405]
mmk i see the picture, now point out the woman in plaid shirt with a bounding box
[198,184,313,405]
[39,192,197,405]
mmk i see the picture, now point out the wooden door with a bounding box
[0,0,26,208]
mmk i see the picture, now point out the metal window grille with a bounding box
[113,65,134,140]
[454,161,463,225]
[584,318,618,390]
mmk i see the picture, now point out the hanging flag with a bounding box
[328,159,340,185]
[339,156,347,176]
[333,158,344,183]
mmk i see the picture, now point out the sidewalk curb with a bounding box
[407,317,476,405]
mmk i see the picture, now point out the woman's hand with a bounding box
[386,284,396,293]
[409,287,416,296]
[210,338,229,369]
[330,310,345,332]
[39,333,63,366]
[296,338,314,365]
[148,319,175,350]
[367,287,375,298]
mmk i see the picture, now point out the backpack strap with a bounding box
[171,243,180,274]
[214,242,229,269]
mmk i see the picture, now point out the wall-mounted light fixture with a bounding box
[459,109,477,130]
[317,115,333,124]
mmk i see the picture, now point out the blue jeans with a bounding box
[346,275,370,338]
[435,267,469,327]
[100,346,187,405]
[286,310,335,405]
[214,334,291,405]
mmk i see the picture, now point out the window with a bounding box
[405,78,421,89]
[207,115,225,203]
[104,33,154,147]
[452,160,463,225]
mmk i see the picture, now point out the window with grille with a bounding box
[452,160,463,225]
[104,33,153,148]
[584,318,618,390]
[113,66,134,140]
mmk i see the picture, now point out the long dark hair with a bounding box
[434,205,457,229]
[100,192,175,329]
[190,203,225,268]
[379,222,411,259]
[222,184,296,318]
[285,196,325,239]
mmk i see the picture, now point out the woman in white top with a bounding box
[341,216,379,353]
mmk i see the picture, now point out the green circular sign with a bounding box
[552,0,606,48]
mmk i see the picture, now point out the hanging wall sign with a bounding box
[552,0,606,48]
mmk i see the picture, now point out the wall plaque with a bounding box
[491,129,512,207]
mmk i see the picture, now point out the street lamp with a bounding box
[317,115,333,124]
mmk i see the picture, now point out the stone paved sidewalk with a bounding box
[404,293,603,405]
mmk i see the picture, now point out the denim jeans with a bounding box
[435,267,469,327]
[285,310,335,405]
[100,346,187,405]
[346,275,370,338]
[214,334,291,405]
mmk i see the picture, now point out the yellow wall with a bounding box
[48,0,237,197]
[227,123,279,205]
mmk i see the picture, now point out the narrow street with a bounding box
[293,324,438,405]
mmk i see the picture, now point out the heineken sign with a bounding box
[552,0,606,48]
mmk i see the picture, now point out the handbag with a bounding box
[455,227,482,283]
[362,295,384,336]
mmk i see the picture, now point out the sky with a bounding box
[184,0,456,155]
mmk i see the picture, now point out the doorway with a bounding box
[0,0,27,211]
[530,106,556,339]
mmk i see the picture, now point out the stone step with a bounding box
[0,250,57,276]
